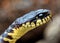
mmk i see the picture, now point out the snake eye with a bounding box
[39,14,43,16]
[38,12,49,19]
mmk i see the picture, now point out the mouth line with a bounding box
[20,14,52,29]
[13,14,52,29]
[35,14,51,27]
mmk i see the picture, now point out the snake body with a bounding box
[0,9,52,43]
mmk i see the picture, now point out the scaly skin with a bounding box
[0,9,52,43]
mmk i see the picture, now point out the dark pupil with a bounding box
[38,12,49,19]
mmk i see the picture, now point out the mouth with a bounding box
[36,14,52,25]
[29,12,52,28]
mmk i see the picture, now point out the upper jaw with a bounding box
[35,9,50,14]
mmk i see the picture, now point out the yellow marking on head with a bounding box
[49,14,52,17]
[26,22,30,27]
[22,24,25,26]
[22,23,27,28]
[36,17,38,19]
[47,16,50,21]
[31,22,35,28]
[36,19,43,26]
[45,16,50,22]
[22,22,30,28]
[12,28,16,31]
[26,22,30,25]
[8,28,20,39]
[45,17,48,21]
[4,38,16,43]
[42,19,46,23]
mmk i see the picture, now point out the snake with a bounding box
[0,9,52,43]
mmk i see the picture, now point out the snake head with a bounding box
[12,9,52,25]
